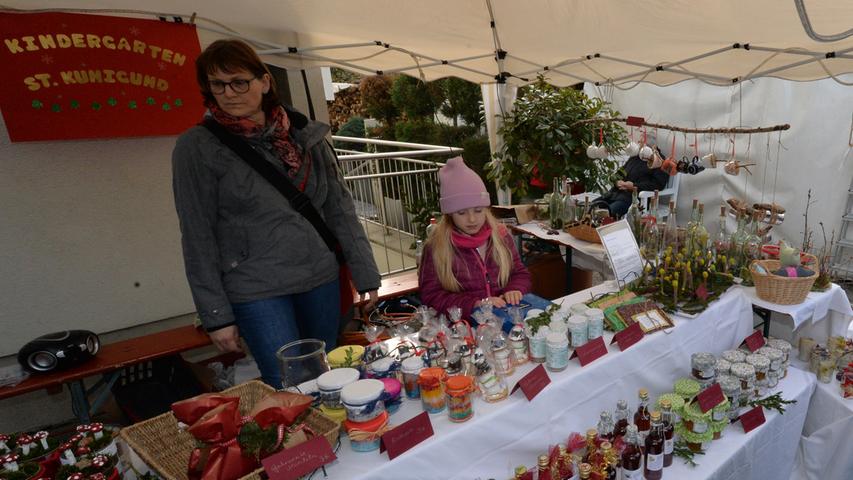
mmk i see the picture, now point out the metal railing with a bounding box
[332,136,462,276]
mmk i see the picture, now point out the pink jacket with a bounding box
[418,230,532,319]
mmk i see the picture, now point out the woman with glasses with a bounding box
[172,39,380,387]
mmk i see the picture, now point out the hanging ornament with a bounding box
[625,127,640,156]
[639,128,653,160]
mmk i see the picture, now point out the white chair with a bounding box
[638,173,680,220]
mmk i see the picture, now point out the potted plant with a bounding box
[486,76,628,199]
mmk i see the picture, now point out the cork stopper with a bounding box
[538,455,549,467]
[692,198,699,209]
[721,205,726,217]
[650,410,662,421]
[639,388,649,400]
[699,203,705,215]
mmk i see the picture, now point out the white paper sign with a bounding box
[597,219,644,288]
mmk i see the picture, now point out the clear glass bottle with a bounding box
[730,211,749,270]
[614,399,630,438]
[549,177,564,229]
[597,410,615,442]
[621,424,643,480]
[644,410,665,480]
[664,200,679,253]
[714,205,730,259]
[685,198,699,254]
[473,352,508,403]
[561,177,577,225]
[660,399,675,467]
[626,188,642,240]
[641,191,661,260]
[634,388,651,447]
[695,203,709,252]
[507,324,529,366]
[745,211,763,262]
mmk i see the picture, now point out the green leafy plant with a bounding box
[435,77,483,128]
[749,392,797,416]
[486,75,628,198]
[390,75,443,119]
[526,303,561,336]
[360,75,399,126]
[674,439,704,467]
[402,187,440,246]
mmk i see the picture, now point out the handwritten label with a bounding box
[380,412,433,460]
[696,383,725,413]
[739,406,766,433]
[611,321,644,351]
[626,116,646,127]
[570,336,608,366]
[742,330,766,352]
[262,436,336,480]
[511,364,551,400]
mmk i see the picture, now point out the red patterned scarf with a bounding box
[207,102,303,176]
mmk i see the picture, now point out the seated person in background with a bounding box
[593,149,669,218]
[418,157,532,320]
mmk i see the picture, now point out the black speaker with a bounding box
[18,330,100,373]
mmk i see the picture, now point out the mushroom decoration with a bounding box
[17,434,33,456]
[66,473,85,480]
[89,423,104,440]
[59,442,76,465]
[89,474,106,480]
[69,433,83,445]
[91,455,108,469]
[75,446,91,456]
[0,434,9,452]
[34,431,50,450]
[2,452,21,472]
[76,425,91,437]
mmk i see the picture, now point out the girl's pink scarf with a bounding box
[451,224,492,249]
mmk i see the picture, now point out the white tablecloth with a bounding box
[325,283,755,480]
[513,221,611,274]
[790,362,853,480]
[740,283,853,334]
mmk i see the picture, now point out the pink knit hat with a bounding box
[439,156,491,214]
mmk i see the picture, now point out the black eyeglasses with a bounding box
[208,77,257,94]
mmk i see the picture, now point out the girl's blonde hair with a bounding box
[425,209,513,292]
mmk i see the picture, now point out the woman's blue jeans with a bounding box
[232,279,340,388]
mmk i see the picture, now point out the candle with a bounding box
[798,337,816,362]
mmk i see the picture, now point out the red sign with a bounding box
[741,330,766,352]
[261,436,336,480]
[511,364,551,401]
[611,321,644,351]
[0,12,204,141]
[380,412,433,460]
[570,336,608,366]
[696,383,725,413]
[739,406,766,433]
[626,116,646,127]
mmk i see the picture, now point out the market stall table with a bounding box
[789,361,853,480]
[322,281,755,479]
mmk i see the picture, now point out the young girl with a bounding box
[418,157,531,319]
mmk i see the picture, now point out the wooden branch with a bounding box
[571,117,790,134]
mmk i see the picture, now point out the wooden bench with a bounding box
[354,270,420,307]
[0,324,211,423]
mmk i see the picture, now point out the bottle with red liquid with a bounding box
[620,424,643,480]
[613,399,630,438]
[581,428,599,465]
[634,388,651,449]
[660,398,675,467]
[644,410,665,480]
[537,454,551,480]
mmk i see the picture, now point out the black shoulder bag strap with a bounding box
[201,118,345,265]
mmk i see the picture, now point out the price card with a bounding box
[611,321,644,351]
[739,406,766,433]
[262,436,336,480]
[380,412,434,460]
[511,364,551,400]
[696,383,724,413]
[570,336,608,366]
[741,330,766,352]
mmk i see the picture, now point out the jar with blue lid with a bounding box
[316,368,361,410]
[341,379,386,423]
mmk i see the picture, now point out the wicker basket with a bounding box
[119,380,340,480]
[564,223,601,244]
[750,253,818,305]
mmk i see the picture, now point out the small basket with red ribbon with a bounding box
[119,381,339,480]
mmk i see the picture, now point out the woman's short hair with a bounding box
[195,39,281,114]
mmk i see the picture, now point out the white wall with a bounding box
[586,77,853,255]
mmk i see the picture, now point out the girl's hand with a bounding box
[501,290,523,305]
[477,296,507,308]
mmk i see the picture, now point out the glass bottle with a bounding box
[714,205,730,258]
[513,466,527,480]
[614,399,630,438]
[621,424,643,480]
[537,454,552,480]
[558,445,574,480]
[660,399,675,467]
[599,441,618,480]
[730,211,749,270]
[685,198,699,254]
[663,200,679,253]
[695,203,709,252]
[578,463,592,480]
[625,188,642,240]
[745,211,763,262]
[597,411,615,442]
[644,410,665,480]
[549,177,564,229]
[641,192,661,260]
[561,177,577,225]
[634,388,651,448]
[581,428,599,464]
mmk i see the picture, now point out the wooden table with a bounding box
[0,324,211,423]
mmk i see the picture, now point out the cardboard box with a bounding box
[491,204,539,225]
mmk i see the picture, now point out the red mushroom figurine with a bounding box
[76,425,90,437]
[59,443,76,465]
[0,434,9,452]
[89,423,104,440]
[67,473,85,480]
[3,452,20,472]
[91,455,108,469]
[89,474,106,480]
[16,434,33,456]
[34,431,50,450]
[75,445,91,456]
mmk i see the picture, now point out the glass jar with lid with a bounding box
[445,375,475,422]
[757,346,785,373]
[718,375,742,420]
[730,362,755,406]
[691,352,716,382]
[716,358,732,376]
[586,308,605,340]
[546,332,570,372]
[721,349,747,364]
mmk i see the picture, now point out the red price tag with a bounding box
[262,436,336,480]
[611,321,644,351]
[741,330,766,352]
[380,412,434,460]
[739,406,766,433]
[570,336,608,366]
[626,116,646,126]
[511,364,551,400]
[696,383,725,413]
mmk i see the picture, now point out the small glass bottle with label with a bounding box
[644,410,665,480]
[660,399,675,467]
[634,388,651,448]
[613,399,630,437]
[621,424,643,480]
